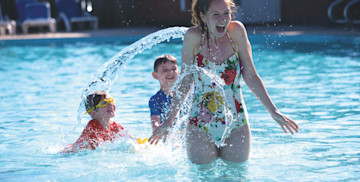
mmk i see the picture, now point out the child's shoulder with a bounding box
[149,89,162,100]
[112,121,125,130]
[86,119,100,129]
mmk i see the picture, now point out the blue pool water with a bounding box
[0,32,359,181]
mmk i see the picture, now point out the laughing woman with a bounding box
[149,0,299,164]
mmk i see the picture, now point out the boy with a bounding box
[62,91,132,153]
[149,55,180,132]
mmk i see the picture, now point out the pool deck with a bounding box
[0,25,359,40]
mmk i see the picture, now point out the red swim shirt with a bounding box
[62,119,129,153]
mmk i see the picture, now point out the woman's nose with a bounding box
[219,14,229,22]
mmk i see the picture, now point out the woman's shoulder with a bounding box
[229,21,246,31]
[186,26,202,35]
[184,26,202,43]
[228,21,249,47]
[183,26,203,56]
[228,21,247,37]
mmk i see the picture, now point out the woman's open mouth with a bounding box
[216,25,225,33]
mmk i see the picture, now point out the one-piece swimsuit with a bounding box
[188,31,249,147]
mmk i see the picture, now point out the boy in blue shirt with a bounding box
[149,55,179,132]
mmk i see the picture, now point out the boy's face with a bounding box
[152,62,179,88]
[94,94,116,119]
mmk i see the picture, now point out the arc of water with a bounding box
[77,26,235,147]
[83,27,189,97]
[77,27,189,121]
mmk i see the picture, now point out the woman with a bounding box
[149,0,299,164]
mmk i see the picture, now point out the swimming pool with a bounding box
[0,31,359,181]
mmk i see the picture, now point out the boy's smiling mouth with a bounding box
[166,75,176,80]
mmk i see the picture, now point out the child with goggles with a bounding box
[62,91,134,153]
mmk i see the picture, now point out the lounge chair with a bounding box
[56,0,98,32]
[0,4,16,35]
[16,0,56,34]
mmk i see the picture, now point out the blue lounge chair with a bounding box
[56,0,98,32]
[0,4,16,35]
[16,0,56,34]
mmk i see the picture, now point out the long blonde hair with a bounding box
[191,0,237,33]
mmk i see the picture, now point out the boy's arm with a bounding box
[149,28,198,144]
[149,96,162,131]
[151,115,161,131]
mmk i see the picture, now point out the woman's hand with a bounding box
[148,122,171,145]
[271,110,299,134]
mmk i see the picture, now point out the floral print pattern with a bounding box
[221,69,236,85]
[189,52,248,147]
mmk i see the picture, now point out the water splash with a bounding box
[170,65,235,147]
[77,26,236,147]
[77,27,188,121]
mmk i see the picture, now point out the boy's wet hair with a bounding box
[154,55,177,72]
[85,91,107,111]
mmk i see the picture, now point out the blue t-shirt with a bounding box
[149,89,172,124]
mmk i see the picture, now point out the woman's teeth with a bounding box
[216,25,225,33]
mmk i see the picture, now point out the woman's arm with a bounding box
[149,27,200,144]
[232,21,299,134]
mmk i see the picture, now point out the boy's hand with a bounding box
[148,123,170,145]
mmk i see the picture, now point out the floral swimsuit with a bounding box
[188,31,249,147]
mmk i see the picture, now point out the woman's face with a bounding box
[201,0,231,38]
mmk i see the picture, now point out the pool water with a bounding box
[0,33,359,181]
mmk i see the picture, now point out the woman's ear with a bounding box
[152,72,159,80]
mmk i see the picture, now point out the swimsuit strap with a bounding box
[226,30,240,60]
[226,31,237,52]
[197,31,206,54]
[197,30,238,57]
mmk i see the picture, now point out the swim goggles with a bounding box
[84,97,115,114]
